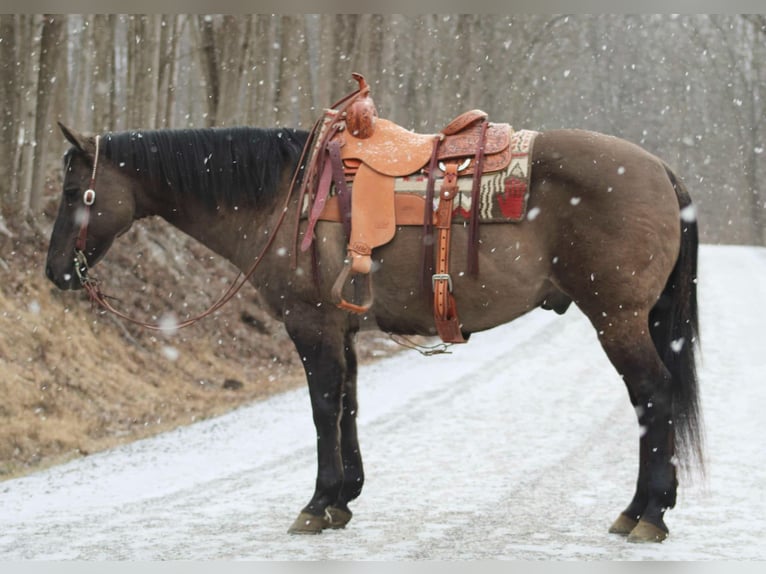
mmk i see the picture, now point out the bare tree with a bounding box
[274,15,313,128]
[247,15,279,126]
[0,15,18,218]
[153,14,172,127]
[127,15,161,128]
[195,15,220,127]
[10,15,40,220]
[217,16,253,126]
[28,14,66,216]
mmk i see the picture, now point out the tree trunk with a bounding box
[248,15,278,126]
[275,15,313,128]
[315,15,337,109]
[11,15,39,219]
[128,15,160,128]
[162,15,187,128]
[0,15,18,217]
[196,15,220,127]
[92,14,115,132]
[214,15,251,126]
[28,14,66,216]
[155,14,171,127]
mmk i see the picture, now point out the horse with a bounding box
[45,118,703,543]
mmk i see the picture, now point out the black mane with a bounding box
[98,126,309,210]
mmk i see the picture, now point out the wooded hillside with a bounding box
[1,14,764,244]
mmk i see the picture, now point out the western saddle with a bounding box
[297,74,514,344]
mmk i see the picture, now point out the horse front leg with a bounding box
[285,308,358,534]
[323,329,364,529]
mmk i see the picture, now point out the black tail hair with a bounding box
[649,165,704,476]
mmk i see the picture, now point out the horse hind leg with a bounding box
[595,313,678,543]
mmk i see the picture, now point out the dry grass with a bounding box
[0,214,399,479]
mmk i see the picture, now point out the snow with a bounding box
[0,245,765,560]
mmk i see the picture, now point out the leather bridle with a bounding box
[70,133,306,332]
[73,135,99,287]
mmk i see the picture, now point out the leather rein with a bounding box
[73,132,309,332]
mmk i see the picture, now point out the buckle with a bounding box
[432,273,453,292]
[73,249,90,286]
[438,158,471,173]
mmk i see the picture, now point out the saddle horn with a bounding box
[345,73,377,139]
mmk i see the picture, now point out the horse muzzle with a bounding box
[45,251,88,291]
[45,262,82,291]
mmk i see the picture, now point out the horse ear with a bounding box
[58,122,96,155]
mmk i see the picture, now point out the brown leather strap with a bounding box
[421,136,442,302]
[300,136,352,253]
[75,207,90,252]
[467,119,489,276]
[295,112,340,259]
[300,148,334,252]
[432,163,466,344]
[327,139,351,240]
[296,74,372,258]
[75,136,100,253]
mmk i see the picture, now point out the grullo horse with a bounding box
[46,118,702,542]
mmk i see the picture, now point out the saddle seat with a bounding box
[338,114,512,178]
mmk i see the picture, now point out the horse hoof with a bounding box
[325,506,352,529]
[627,519,668,543]
[287,512,326,535]
[608,513,639,536]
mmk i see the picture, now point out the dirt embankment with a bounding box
[0,211,398,480]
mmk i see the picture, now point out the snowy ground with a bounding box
[0,245,764,560]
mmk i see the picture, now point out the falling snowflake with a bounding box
[680,204,698,223]
[158,313,179,336]
[670,338,685,353]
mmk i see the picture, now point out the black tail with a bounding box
[649,166,704,477]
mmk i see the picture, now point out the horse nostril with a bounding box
[45,263,65,287]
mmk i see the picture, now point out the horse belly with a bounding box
[369,226,551,336]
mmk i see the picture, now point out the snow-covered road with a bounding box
[1,245,764,560]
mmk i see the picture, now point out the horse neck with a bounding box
[109,126,306,275]
[142,180,290,275]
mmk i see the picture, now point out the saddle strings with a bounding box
[387,333,453,356]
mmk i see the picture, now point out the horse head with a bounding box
[46,123,138,290]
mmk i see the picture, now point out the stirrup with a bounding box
[331,258,374,314]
